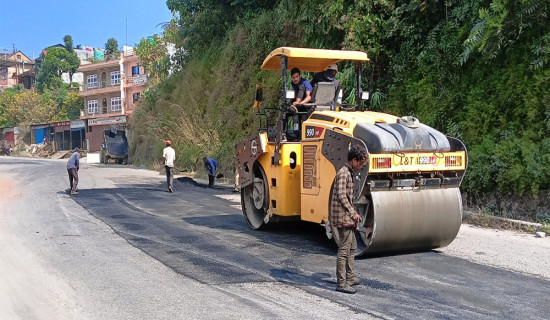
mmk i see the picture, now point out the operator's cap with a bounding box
[327,63,338,72]
[166,140,171,145]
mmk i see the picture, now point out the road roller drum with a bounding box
[356,188,463,255]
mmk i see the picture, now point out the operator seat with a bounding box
[305,81,341,111]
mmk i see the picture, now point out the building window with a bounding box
[111,71,120,85]
[111,97,121,111]
[133,92,140,102]
[87,74,98,89]
[87,99,98,114]
[132,66,139,76]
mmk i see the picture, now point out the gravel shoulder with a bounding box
[438,224,550,280]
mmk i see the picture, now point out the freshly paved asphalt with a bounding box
[73,171,550,319]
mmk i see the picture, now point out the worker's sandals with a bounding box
[336,284,356,294]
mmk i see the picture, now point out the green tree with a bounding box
[63,35,74,52]
[0,85,83,126]
[2,89,58,124]
[135,35,169,84]
[36,47,80,90]
[43,86,83,121]
[0,86,23,127]
[166,0,280,55]
[131,0,550,198]
[460,0,549,67]
[105,38,119,54]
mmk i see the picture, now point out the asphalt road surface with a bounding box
[1,157,549,319]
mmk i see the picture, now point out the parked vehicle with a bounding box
[100,129,129,164]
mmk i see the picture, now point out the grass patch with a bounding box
[539,224,550,235]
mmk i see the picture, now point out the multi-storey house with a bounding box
[0,51,35,90]
[78,47,146,151]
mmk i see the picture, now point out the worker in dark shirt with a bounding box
[66,148,80,195]
[311,63,339,88]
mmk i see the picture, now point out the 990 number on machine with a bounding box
[305,126,324,138]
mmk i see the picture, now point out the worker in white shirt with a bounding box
[163,140,176,192]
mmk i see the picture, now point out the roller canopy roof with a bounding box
[261,47,369,72]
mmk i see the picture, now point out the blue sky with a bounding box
[0,0,174,59]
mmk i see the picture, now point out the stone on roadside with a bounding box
[535,232,546,238]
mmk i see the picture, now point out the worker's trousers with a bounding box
[333,226,357,286]
[165,166,173,190]
[67,168,79,192]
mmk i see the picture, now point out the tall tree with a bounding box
[63,35,74,52]
[36,47,80,90]
[105,38,119,54]
[135,36,169,84]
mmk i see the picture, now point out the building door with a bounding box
[71,129,83,148]
[34,128,47,144]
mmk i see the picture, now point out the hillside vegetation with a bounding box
[131,0,549,218]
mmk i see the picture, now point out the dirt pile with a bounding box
[25,143,56,158]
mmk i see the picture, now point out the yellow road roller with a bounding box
[235,47,467,255]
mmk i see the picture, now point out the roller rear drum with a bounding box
[355,188,462,256]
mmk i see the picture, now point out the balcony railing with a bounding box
[82,80,120,91]
[81,107,123,117]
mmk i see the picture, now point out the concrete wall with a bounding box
[62,72,83,85]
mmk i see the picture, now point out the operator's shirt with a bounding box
[291,77,312,101]
[311,70,339,87]
[66,151,80,170]
[329,163,357,228]
[163,146,176,167]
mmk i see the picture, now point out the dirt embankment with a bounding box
[463,191,550,229]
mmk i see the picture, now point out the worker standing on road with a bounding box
[67,147,80,195]
[329,145,366,294]
[203,157,218,188]
[163,140,176,193]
